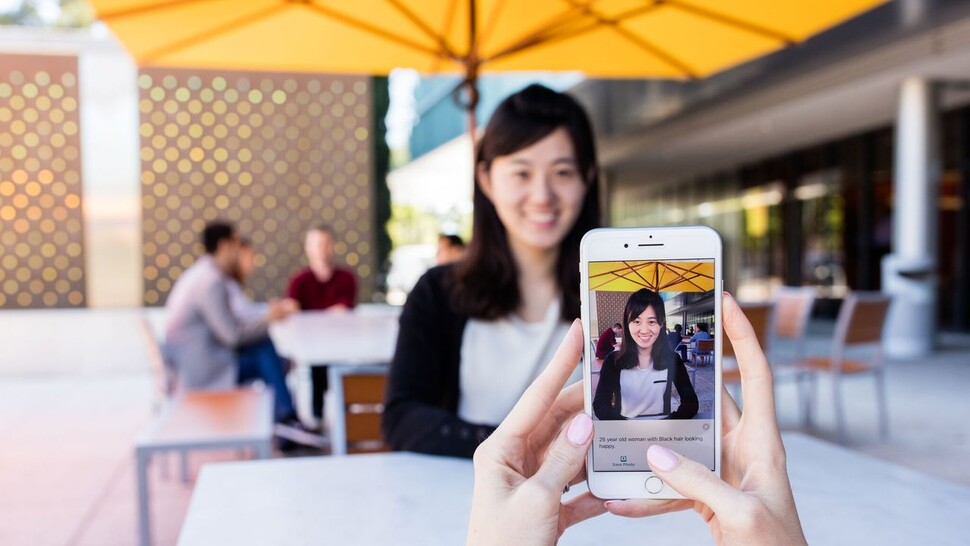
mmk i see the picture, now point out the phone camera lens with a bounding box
[624,243,629,248]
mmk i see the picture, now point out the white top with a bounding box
[458,300,579,425]
[177,433,970,546]
[619,364,667,418]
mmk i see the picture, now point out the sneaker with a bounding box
[274,421,329,450]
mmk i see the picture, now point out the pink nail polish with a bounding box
[647,444,680,471]
[567,413,593,445]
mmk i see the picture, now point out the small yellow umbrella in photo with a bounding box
[589,260,714,293]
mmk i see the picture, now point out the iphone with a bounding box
[580,226,722,499]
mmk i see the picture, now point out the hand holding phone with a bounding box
[606,293,809,546]
[467,322,604,545]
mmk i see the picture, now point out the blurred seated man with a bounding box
[286,224,357,312]
[164,222,298,423]
[436,233,466,265]
[690,322,713,365]
[286,224,359,419]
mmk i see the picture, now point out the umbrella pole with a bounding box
[464,72,479,147]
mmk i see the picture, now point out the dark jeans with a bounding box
[238,338,296,422]
[311,365,328,419]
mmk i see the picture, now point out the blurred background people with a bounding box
[436,233,466,265]
[228,238,298,323]
[286,224,357,312]
[668,323,688,362]
[163,222,298,423]
[383,84,601,457]
[286,224,359,421]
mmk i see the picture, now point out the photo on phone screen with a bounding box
[587,259,717,473]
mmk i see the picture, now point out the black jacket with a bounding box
[381,265,495,458]
[593,351,698,420]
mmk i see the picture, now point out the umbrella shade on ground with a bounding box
[590,260,714,293]
[90,0,887,79]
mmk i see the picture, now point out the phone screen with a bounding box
[587,259,717,472]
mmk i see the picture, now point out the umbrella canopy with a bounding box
[90,0,886,80]
[90,0,887,133]
[590,260,714,293]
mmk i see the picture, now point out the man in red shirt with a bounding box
[595,322,623,363]
[286,225,357,311]
[285,224,359,419]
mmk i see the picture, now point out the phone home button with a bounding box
[644,476,664,494]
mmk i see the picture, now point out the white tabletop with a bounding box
[178,432,970,545]
[268,305,401,366]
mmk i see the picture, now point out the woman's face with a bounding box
[238,246,256,278]
[629,305,661,351]
[478,127,587,255]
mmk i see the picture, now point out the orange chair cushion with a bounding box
[798,357,873,374]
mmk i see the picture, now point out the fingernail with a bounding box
[567,413,593,445]
[647,444,680,471]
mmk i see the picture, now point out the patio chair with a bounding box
[770,286,817,364]
[792,292,891,444]
[138,315,176,411]
[342,372,389,454]
[691,339,715,367]
[723,302,773,405]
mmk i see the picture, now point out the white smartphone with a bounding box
[580,226,722,499]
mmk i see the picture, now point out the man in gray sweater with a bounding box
[164,222,298,421]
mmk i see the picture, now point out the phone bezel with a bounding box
[580,226,723,500]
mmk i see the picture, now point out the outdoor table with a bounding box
[177,432,970,545]
[268,305,401,454]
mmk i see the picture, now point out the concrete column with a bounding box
[881,77,940,358]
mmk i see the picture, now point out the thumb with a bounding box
[646,445,743,513]
[532,413,593,494]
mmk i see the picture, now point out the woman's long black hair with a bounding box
[615,288,679,371]
[450,84,601,321]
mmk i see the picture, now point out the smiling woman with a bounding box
[593,288,699,421]
[382,84,601,457]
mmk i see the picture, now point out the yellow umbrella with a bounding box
[90,0,887,129]
[590,260,714,293]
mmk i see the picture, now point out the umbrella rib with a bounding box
[608,22,699,77]
[136,2,289,65]
[590,262,651,290]
[665,0,796,44]
[386,0,460,61]
[301,2,444,58]
[478,0,508,52]
[559,0,699,77]
[483,1,664,66]
[486,0,699,77]
[480,3,589,64]
[589,266,636,290]
[96,0,221,20]
[663,262,712,292]
[628,261,655,290]
[665,261,713,282]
